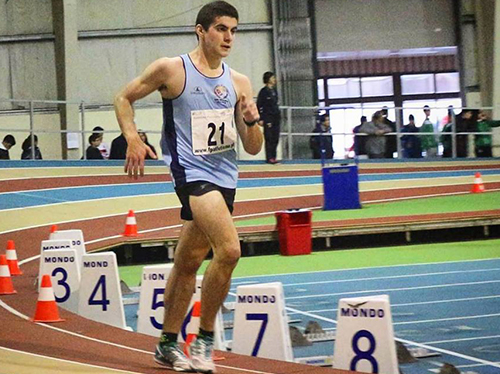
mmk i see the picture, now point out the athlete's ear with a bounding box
[195,24,204,39]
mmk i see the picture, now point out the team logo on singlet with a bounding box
[214,84,230,104]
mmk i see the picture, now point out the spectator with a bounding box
[92,126,110,159]
[381,107,396,158]
[419,105,438,157]
[109,133,128,159]
[85,133,104,159]
[0,134,16,160]
[138,130,158,160]
[21,134,42,160]
[257,71,281,164]
[359,111,392,159]
[401,115,422,158]
[440,106,455,158]
[352,116,367,157]
[309,113,334,159]
[475,110,500,157]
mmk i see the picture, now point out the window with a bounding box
[401,74,434,95]
[436,72,460,93]
[361,76,393,97]
[317,79,325,100]
[327,78,360,99]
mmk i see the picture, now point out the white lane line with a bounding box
[285,280,500,300]
[281,268,500,287]
[288,295,500,315]
[422,335,500,345]
[393,313,500,325]
[0,346,143,374]
[0,299,281,374]
[231,257,500,281]
[283,305,500,370]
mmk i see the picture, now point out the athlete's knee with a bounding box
[215,243,241,267]
[175,250,206,275]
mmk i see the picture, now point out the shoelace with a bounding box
[192,339,213,358]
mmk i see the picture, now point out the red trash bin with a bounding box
[275,210,312,256]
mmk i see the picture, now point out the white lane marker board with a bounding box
[232,282,293,362]
[50,229,86,267]
[39,248,80,313]
[78,252,126,329]
[136,265,226,350]
[333,294,398,374]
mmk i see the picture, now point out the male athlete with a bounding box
[114,1,263,372]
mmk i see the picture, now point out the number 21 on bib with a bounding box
[191,108,236,155]
[333,295,398,374]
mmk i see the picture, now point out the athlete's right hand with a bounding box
[124,134,157,179]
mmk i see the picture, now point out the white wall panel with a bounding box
[315,0,455,53]
[10,42,57,102]
[0,46,11,109]
[1,0,52,35]
[77,0,269,30]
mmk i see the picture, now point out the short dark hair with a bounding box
[263,71,274,84]
[360,116,367,122]
[3,134,16,146]
[196,1,239,31]
[423,105,430,111]
[409,114,414,120]
[89,134,101,144]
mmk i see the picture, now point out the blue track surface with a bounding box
[2,168,500,210]
[123,258,500,373]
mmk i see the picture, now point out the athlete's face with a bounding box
[202,16,238,57]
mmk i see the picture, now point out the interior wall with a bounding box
[0,0,273,105]
[315,0,456,52]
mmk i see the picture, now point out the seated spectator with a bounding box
[401,115,422,158]
[138,130,158,160]
[85,134,104,159]
[21,135,43,160]
[309,113,334,159]
[92,126,110,159]
[0,134,16,160]
[109,133,128,159]
[475,110,500,157]
[359,111,391,159]
[352,116,367,157]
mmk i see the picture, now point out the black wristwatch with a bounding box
[244,119,258,127]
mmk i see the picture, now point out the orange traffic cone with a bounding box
[184,301,201,356]
[122,210,139,237]
[50,225,58,234]
[33,274,64,323]
[6,240,22,276]
[471,172,485,193]
[0,254,16,295]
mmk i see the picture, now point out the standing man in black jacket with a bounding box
[257,71,280,164]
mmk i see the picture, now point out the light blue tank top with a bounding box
[161,54,238,188]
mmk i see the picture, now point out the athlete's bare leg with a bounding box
[162,220,211,333]
[189,190,240,331]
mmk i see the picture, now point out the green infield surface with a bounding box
[118,238,500,287]
[234,191,500,227]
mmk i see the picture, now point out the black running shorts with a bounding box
[174,181,236,221]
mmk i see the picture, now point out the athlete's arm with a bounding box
[114,58,171,178]
[232,71,263,155]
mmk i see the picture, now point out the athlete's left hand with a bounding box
[240,93,260,124]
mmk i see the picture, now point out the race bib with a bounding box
[191,109,236,155]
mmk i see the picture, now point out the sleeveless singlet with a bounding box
[161,54,238,188]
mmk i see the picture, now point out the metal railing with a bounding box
[1,99,499,161]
